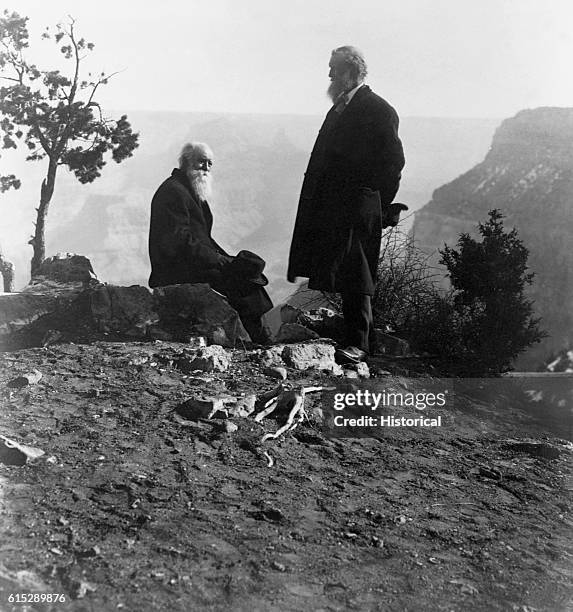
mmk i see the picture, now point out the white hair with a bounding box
[178,141,212,171]
[331,45,368,81]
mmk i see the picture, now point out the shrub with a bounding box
[369,210,545,375]
[373,227,441,332]
[438,209,546,374]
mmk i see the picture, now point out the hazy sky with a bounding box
[9,0,573,118]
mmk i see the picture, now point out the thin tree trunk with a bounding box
[0,252,15,292]
[30,157,58,277]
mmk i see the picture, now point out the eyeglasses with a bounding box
[195,157,213,169]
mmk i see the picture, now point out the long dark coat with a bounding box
[287,86,405,295]
[148,168,230,288]
[148,169,273,330]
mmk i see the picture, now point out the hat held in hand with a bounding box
[382,202,409,228]
[228,250,269,286]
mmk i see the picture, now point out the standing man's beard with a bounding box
[187,169,213,201]
[327,75,355,102]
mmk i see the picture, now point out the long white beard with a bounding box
[187,169,213,201]
[327,75,356,103]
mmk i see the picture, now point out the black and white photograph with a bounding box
[0,0,571,610]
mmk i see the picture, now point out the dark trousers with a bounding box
[341,292,373,353]
[212,277,273,343]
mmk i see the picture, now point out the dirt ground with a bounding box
[0,340,571,612]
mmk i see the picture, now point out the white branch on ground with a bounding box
[259,386,333,443]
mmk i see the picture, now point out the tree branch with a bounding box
[86,70,122,106]
[67,17,80,104]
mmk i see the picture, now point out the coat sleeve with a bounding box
[151,186,229,270]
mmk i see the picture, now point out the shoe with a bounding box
[335,346,368,364]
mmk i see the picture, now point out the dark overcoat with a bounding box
[287,85,405,295]
[148,168,230,288]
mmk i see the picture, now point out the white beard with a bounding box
[327,74,357,103]
[187,169,213,201]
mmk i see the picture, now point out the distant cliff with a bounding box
[413,107,573,367]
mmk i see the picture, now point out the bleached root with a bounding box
[260,386,333,443]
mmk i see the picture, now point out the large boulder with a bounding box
[0,293,59,350]
[282,342,339,372]
[153,284,251,348]
[0,254,160,348]
[81,285,158,338]
[0,254,100,350]
[24,253,98,296]
[275,323,319,344]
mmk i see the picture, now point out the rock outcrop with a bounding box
[0,255,250,350]
[152,284,251,347]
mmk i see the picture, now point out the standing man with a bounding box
[287,46,405,364]
[149,142,272,342]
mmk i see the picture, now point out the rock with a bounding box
[473,466,502,480]
[1,256,159,349]
[504,440,563,460]
[275,323,319,343]
[217,421,238,434]
[260,345,286,368]
[0,293,59,350]
[187,336,207,348]
[176,345,231,373]
[6,369,43,389]
[29,253,97,285]
[264,366,288,380]
[0,441,29,466]
[226,394,257,417]
[331,363,345,376]
[372,330,410,356]
[255,507,286,523]
[84,284,158,337]
[342,362,370,378]
[282,343,338,372]
[176,398,227,420]
[153,284,251,347]
[306,405,324,423]
[0,435,44,466]
[71,581,97,599]
[298,307,345,341]
[261,304,302,341]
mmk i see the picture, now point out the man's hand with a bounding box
[218,254,235,269]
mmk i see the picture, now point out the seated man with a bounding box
[148,142,272,342]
